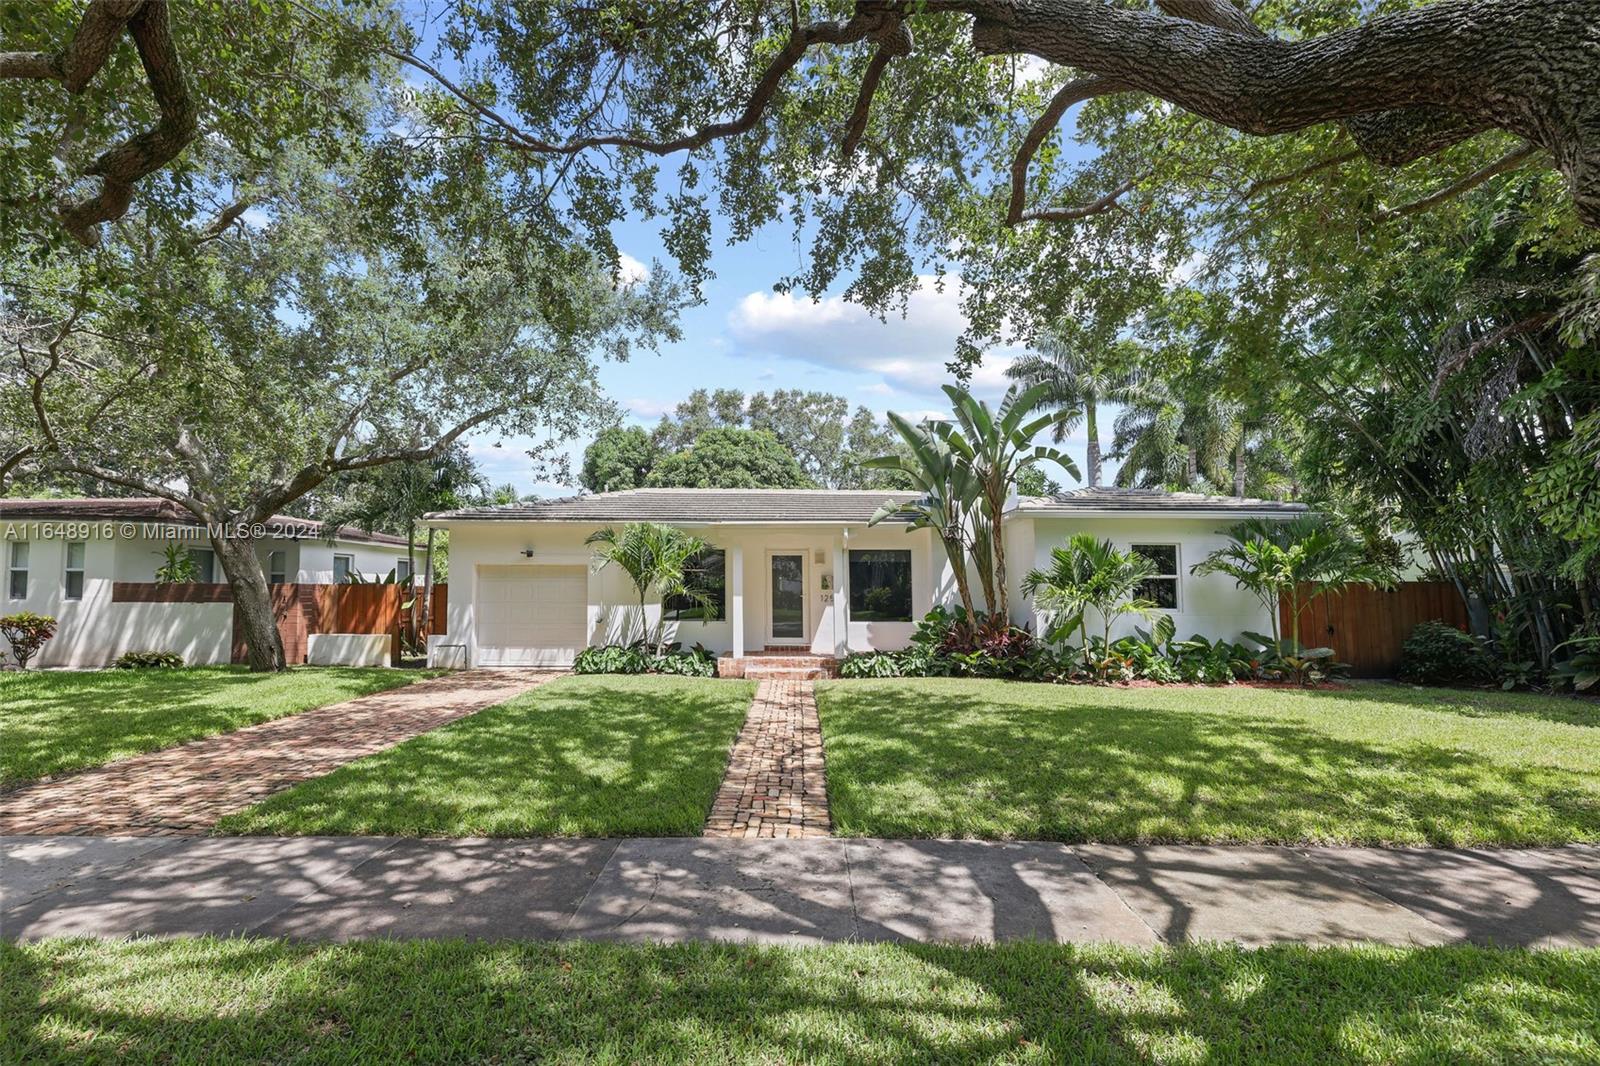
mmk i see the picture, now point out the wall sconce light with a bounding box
[520,549,536,558]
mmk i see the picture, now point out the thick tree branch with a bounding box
[58,1,198,245]
[1380,144,1539,220]
[2,1,198,244]
[391,9,895,159]
[1006,75,1124,224]
[841,17,914,159]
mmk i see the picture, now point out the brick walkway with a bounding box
[704,680,831,839]
[0,670,562,836]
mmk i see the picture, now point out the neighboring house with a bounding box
[0,498,412,668]
[426,487,1306,669]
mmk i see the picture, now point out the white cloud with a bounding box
[726,276,1022,399]
[623,397,674,420]
[616,252,650,286]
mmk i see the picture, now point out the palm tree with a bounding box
[934,384,1080,621]
[1112,378,1243,493]
[864,414,985,622]
[1192,515,1393,655]
[1023,533,1161,672]
[585,522,714,653]
[1006,334,1140,488]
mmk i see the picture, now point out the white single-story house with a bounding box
[0,497,413,668]
[426,487,1306,669]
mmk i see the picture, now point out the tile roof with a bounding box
[0,497,412,545]
[1016,486,1307,515]
[429,488,925,525]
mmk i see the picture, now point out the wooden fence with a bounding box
[1279,580,1470,678]
[112,581,446,665]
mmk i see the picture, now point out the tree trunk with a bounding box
[991,502,1009,621]
[405,520,417,650]
[1085,404,1101,488]
[1233,442,1246,497]
[940,534,979,624]
[213,532,286,672]
[420,527,436,647]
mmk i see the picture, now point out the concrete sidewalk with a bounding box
[3,836,1596,948]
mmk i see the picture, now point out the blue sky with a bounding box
[466,198,1118,498]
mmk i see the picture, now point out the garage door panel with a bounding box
[476,565,587,667]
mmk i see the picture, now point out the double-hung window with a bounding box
[268,550,287,584]
[333,553,354,584]
[63,542,86,600]
[7,542,28,600]
[663,550,726,621]
[1131,544,1180,610]
[848,549,912,622]
[395,558,412,585]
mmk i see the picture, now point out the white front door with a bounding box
[767,551,807,645]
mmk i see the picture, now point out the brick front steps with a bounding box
[716,652,838,680]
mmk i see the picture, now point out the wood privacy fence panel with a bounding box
[112,581,448,664]
[1280,580,1470,678]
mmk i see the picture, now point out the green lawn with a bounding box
[815,679,1600,846]
[4,938,1595,1064]
[217,675,755,836]
[0,667,430,789]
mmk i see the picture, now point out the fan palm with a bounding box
[585,522,714,653]
[1006,334,1140,488]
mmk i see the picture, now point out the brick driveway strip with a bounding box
[6,837,1596,946]
[0,670,562,837]
[704,680,830,839]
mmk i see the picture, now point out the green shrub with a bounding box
[112,650,186,670]
[838,652,906,678]
[1398,620,1494,685]
[573,644,716,678]
[0,611,57,669]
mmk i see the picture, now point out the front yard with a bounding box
[5,938,1596,1064]
[217,675,755,837]
[0,667,429,789]
[815,679,1600,846]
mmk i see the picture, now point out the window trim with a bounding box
[7,541,28,601]
[1130,543,1181,612]
[663,548,726,622]
[333,553,355,584]
[268,549,287,585]
[63,541,86,601]
[848,548,914,623]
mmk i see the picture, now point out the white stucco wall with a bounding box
[1016,515,1275,643]
[439,520,939,666]
[0,520,409,668]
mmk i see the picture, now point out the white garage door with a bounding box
[475,564,588,667]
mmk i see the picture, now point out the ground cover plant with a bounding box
[217,675,754,836]
[815,678,1600,846]
[3,938,1596,1065]
[0,667,429,789]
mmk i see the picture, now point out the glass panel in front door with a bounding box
[770,554,804,639]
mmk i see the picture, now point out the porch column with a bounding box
[833,531,849,657]
[729,543,744,658]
